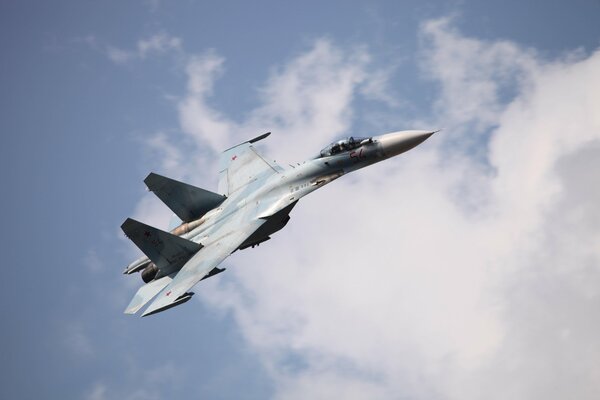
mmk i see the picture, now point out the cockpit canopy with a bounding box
[319,136,372,157]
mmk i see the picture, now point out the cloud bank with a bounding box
[135,18,600,399]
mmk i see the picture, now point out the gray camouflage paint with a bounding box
[123,130,435,316]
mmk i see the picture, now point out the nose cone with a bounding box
[376,130,436,158]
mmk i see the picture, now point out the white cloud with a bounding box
[65,322,94,357]
[177,51,233,152]
[176,39,379,165]
[248,39,372,163]
[85,383,108,400]
[138,32,182,58]
[144,132,186,178]
[105,32,182,65]
[106,46,135,65]
[83,363,182,400]
[131,19,600,400]
[419,17,539,136]
[83,249,103,273]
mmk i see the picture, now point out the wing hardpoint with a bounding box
[141,219,265,316]
[218,132,282,195]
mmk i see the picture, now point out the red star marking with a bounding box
[144,231,151,237]
[166,291,172,296]
[231,155,237,160]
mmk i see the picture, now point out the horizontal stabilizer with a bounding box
[124,274,174,314]
[121,218,202,274]
[144,172,226,222]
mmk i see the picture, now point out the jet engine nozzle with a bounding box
[141,263,159,283]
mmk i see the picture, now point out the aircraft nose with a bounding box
[376,130,436,158]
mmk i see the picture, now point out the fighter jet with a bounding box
[121,130,435,316]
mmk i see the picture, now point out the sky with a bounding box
[1,0,600,399]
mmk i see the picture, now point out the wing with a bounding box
[218,132,283,196]
[141,219,265,316]
[144,173,226,222]
[124,274,174,314]
[121,218,202,274]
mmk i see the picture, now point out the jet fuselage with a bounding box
[122,129,436,313]
[172,130,434,248]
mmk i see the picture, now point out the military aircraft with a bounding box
[121,130,435,316]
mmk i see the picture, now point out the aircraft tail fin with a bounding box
[144,172,226,222]
[121,218,202,273]
[218,132,283,195]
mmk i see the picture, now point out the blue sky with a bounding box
[2,1,600,399]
